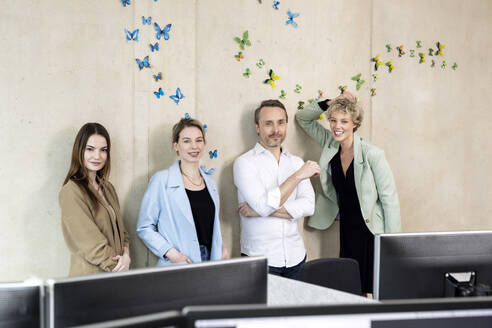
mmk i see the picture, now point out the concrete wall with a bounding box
[0,0,491,281]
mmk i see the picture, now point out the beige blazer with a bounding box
[295,101,401,234]
[59,180,129,276]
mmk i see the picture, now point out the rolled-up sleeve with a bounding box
[136,172,173,258]
[282,162,315,220]
[233,157,280,217]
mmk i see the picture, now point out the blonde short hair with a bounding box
[327,98,364,132]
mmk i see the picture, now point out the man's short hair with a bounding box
[254,99,288,125]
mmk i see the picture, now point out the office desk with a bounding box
[268,274,375,305]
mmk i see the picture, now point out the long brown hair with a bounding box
[63,123,111,209]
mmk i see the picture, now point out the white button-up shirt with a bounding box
[233,143,315,268]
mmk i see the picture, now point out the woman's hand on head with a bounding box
[165,248,193,264]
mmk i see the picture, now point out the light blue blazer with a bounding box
[136,161,223,266]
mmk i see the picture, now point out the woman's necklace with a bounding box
[181,170,204,187]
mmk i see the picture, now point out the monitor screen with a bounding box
[184,298,492,328]
[72,310,184,328]
[374,231,492,300]
[45,257,267,328]
[0,281,43,328]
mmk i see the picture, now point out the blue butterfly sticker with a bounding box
[154,22,172,40]
[153,72,162,82]
[182,112,190,120]
[273,1,280,10]
[200,165,216,176]
[135,56,150,70]
[203,124,208,132]
[286,10,299,28]
[149,42,159,52]
[153,87,164,99]
[121,0,131,7]
[169,87,184,104]
[209,149,218,159]
[125,29,139,41]
[142,16,151,25]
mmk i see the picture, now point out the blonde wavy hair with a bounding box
[327,97,364,132]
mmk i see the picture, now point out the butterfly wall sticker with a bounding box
[279,90,286,99]
[169,87,184,104]
[385,61,394,73]
[431,59,436,68]
[136,56,150,70]
[338,85,347,94]
[149,42,159,52]
[234,31,251,50]
[297,101,305,110]
[153,87,164,99]
[371,74,378,82]
[182,112,190,120]
[263,69,280,88]
[243,68,251,78]
[294,84,302,93]
[234,52,244,62]
[385,44,392,52]
[142,16,151,25]
[396,45,405,57]
[416,40,422,48]
[452,62,458,70]
[409,49,415,57]
[370,88,376,97]
[200,165,216,175]
[125,28,139,41]
[154,22,171,40]
[351,73,365,90]
[121,0,130,7]
[256,58,265,69]
[153,72,162,81]
[435,41,445,56]
[418,53,426,63]
[371,54,383,71]
[286,10,300,28]
[209,149,218,159]
[203,124,207,132]
[428,48,434,56]
[441,60,447,69]
[273,1,280,10]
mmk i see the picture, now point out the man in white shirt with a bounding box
[233,99,320,279]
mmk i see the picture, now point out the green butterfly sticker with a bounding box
[256,58,265,69]
[428,48,434,56]
[338,85,347,95]
[441,60,447,69]
[243,68,251,78]
[431,59,436,68]
[452,62,458,70]
[371,74,378,82]
[294,84,302,93]
[297,101,305,110]
[279,90,286,99]
[416,40,422,48]
[263,69,280,88]
[435,41,445,56]
[385,61,394,73]
[234,52,244,62]
[372,54,383,71]
[351,73,365,90]
[234,31,251,50]
[385,44,392,52]
[409,49,415,57]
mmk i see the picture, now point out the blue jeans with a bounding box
[200,245,210,262]
[241,253,306,280]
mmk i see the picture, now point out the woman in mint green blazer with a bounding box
[295,92,400,294]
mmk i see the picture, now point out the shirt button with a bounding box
[365,218,370,223]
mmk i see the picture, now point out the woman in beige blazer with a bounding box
[59,123,130,276]
[295,92,400,294]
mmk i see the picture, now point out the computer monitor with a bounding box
[374,231,492,300]
[0,280,43,328]
[184,297,492,328]
[72,310,184,328]
[45,257,267,328]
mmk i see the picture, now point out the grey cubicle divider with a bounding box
[0,280,44,328]
[45,256,268,328]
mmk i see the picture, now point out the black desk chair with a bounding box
[299,258,362,295]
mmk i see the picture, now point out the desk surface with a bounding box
[267,274,375,305]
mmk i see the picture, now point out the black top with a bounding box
[185,187,215,252]
[330,148,374,293]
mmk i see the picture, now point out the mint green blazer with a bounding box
[295,101,401,234]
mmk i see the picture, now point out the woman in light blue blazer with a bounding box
[137,117,227,266]
[296,92,401,294]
